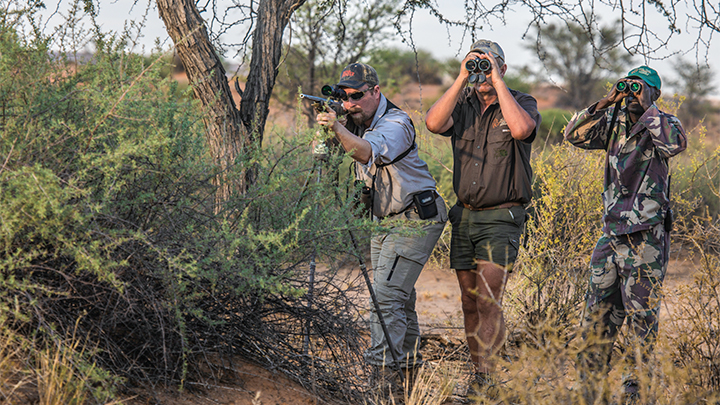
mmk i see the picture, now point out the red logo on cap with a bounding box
[341,70,355,78]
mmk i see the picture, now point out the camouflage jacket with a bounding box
[564,102,686,236]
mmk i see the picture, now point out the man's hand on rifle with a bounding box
[311,95,371,165]
[316,110,347,134]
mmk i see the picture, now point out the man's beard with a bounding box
[349,109,371,125]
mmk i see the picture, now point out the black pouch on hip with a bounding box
[352,180,373,218]
[413,190,438,220]
[664,209,674,232]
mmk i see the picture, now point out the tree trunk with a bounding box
[239,0,306,152]
[157,0,246,204]
[156,0,306,204]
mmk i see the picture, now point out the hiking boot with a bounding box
[369,365,405,404]
[620,379,640,405]
[466,372,500,401]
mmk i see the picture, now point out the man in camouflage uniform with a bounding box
[564,66,686,402]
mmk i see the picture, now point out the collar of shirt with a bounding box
[364,94,387,130]
[629,104,660,137]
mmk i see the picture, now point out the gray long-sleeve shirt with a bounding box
[352,95,438,218]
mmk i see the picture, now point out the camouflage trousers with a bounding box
[583,222,670,363]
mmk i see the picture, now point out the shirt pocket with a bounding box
[487,128,512,165]
[453,128,476,154]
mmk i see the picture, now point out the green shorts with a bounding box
[448,203,526,270]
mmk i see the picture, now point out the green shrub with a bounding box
[670,123,720,221]
[537,108,574,145]
[1,5,371,402]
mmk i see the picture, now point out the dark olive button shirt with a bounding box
[440,87,541,209]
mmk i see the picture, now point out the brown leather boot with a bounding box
[466,372,500,401]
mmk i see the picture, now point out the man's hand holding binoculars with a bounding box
[461,51,503,87]
[598,78,652,112]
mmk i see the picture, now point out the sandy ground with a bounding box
[126,252,698,405]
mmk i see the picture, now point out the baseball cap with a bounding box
[626,66,662,90]
[469,40,505,65]
[337,63,380,89]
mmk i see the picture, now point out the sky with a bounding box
[36,0,720,98]
[393,4,720,98]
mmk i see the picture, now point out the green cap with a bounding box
[626,66,662,90]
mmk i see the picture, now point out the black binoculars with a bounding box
[321,84,348,100]
[466,58,491,73]
[466,58,491,84]
[616,80,642,94]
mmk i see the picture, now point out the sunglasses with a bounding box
[346,87,371,101]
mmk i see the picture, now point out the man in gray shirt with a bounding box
[314,63,447,397]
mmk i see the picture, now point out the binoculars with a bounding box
[466,58,491,84]
[616,80,642,94]
[466,58,491,73]
[321,84,348,100]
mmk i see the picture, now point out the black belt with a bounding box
[460,201,521,211]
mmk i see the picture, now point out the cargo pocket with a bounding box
[386,243,430,292]
[448,204,462,227]
[506,236,520,272]
[508,236,519,252]
[508,205,526,228]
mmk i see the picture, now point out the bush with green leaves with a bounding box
[1,5,377,403]
[536,108,574,145]
[506,142,604,347]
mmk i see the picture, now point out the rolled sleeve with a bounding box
[361,114,415,169]
[517,93,541,144]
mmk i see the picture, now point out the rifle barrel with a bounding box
[300,94,346,115]
[300,94,328,103]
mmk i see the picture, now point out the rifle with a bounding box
[300,94,347,116]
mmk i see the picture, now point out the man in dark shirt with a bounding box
[425,39,541,396]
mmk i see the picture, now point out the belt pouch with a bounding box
[413,190,438,220]
[664,209,674,232]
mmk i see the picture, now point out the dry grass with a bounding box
[0,319,125,405]
[404,362,461,405]
[0,325,32,403]
[35,330,89,405]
